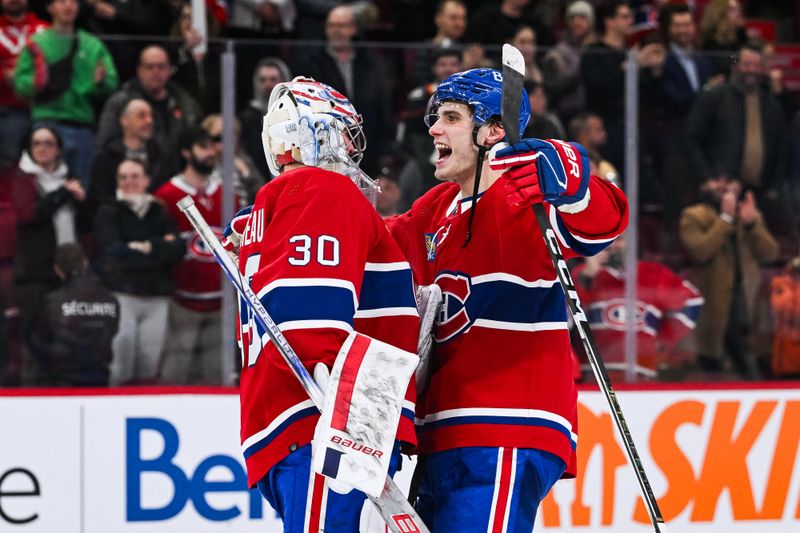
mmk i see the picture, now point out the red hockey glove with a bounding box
[490,138,591,209]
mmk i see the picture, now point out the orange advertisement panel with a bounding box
[538,383,800,531]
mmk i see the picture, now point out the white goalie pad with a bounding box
[311,332,419,498]
[415,284,442,393]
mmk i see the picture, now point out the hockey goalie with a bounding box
[228,77,421,531]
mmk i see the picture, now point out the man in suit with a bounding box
[659,3,714,119]
[293,4,394,177]
[653,3,715,232]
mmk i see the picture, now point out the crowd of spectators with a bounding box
[1,0,799,387]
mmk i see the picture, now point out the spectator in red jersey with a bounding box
[573,233,704,381]
[0,0,47,166]
[154,126,223,385]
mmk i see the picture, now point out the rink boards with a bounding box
[1,383,799,532]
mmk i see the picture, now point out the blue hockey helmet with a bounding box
[430,68,530,134]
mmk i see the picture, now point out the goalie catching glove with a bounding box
[490,138,591,213]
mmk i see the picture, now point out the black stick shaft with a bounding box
[532,202,667,532]
[501,43,667,532]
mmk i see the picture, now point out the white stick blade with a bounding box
[502,44,525,77]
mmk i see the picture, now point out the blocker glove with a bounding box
[222,205,253,253]
[491,138,591,212]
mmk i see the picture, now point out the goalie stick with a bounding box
[177,197,431,533]
[500,44,669,533]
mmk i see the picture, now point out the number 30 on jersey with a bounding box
[288,234,340,266]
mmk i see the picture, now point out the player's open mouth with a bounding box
[435,143,452,165]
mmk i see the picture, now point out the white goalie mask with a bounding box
[262,77,379,205]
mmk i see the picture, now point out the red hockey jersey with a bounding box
[573,262,703,371]
[0,13,47,109]
[388,175,628,478]
[237,167,419,487]
[155,175,223,312]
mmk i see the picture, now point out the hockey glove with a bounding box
[490,138,591,212]
[222,205,252,253]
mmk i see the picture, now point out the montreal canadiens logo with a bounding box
[602,298,650,332]
[185,228,224,263]
[434,272,472,342]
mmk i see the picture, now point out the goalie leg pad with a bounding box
[312,331,418,497]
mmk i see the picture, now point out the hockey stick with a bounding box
[500,44,668,533]
[177,197,431,533]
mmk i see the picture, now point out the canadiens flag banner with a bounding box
[311,332,418,497]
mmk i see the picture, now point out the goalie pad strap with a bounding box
[331,333,371,431]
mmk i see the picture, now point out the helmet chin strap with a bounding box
[463,125,488,246]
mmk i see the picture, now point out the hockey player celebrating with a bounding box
[230,78,420,531]
[388,69,629,530]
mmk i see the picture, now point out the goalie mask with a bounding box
[263,77,378,204]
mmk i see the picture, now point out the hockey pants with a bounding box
[415,446,566,532]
